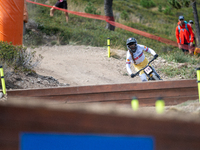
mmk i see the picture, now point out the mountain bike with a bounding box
[132,57,162,81]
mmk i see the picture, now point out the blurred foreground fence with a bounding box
[0,100,200,150]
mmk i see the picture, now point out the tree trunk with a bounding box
[104,0,115,31]
[192,0,200,47]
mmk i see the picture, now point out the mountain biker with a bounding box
[126,37,158,82]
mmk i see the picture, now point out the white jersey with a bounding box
[126,44,156,75]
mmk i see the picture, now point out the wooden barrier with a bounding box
[7,79,198,106]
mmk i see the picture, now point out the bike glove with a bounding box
[154,54,158,59]
[131,73,135,78]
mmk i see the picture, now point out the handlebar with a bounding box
[133,57,156,77]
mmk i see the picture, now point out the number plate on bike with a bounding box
[144,66,153,75]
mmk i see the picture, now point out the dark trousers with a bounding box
[182,43,189,53]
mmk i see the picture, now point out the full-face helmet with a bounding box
[126,37,137,53]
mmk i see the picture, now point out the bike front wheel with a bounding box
[152,73,162,81]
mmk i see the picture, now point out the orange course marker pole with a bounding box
[0,0,24,45]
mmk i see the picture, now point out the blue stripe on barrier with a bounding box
[20,133,154,150]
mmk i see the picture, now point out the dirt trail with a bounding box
[33,45,171,86]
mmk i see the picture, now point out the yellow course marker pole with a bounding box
[155,97,165,114]
[131,97,139,111]
[0,66,6,95]
[196,68,200,102]
[107,38,110,58]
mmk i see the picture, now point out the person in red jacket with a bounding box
[175,16,194,55]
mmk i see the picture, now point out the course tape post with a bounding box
[196,68,200,102]
[0,66,6,95]
[131,96,139,111]
[155,97,165,114]
[107,38,110,58]
[26,0,199,53]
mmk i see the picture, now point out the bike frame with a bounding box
[133,57,161,81]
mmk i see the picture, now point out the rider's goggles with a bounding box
[128,43,136,49]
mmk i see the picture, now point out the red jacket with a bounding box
[175,21,194,44]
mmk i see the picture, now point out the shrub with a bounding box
[23,29,44,46]
[51,41,57,45]
[0,41,43,72]
[164,6,173,15]
[121,10,129,20]
[140,0,156,8]
[158,5,162,12]
[84,2,101,15]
